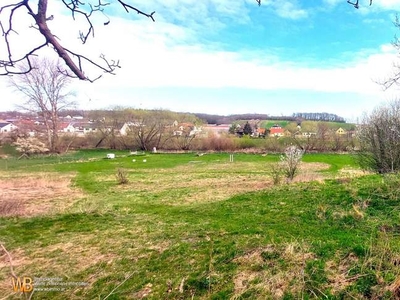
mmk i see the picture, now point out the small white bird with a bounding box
[143,159,147,163]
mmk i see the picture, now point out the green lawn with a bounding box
[0,151,399,299]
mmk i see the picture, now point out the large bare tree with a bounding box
[9,58,75,152]
[0,1,372,81]
[356,99,400,173]
[126,110,177,151]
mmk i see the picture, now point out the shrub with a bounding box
[234,136,259,149]
[196,133,236,151]
[268,162,283,185]
[115,168,129,184]
[280,146,304,182]
[13,137,49,157]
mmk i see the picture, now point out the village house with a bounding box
[59,122,98,135]
[0,121,17,133]
[336,127,347,135]
[119,121,141,136]
[254,127,267,138]
[172,122,202,136]
[269,124,285,137]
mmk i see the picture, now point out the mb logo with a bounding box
[12,277,33,292]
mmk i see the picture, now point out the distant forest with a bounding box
[194,112,345,125]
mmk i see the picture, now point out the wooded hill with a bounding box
[194,112,346,125]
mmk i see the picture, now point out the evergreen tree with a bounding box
[243,122,253,136]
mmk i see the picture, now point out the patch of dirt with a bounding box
[0,173,84,217]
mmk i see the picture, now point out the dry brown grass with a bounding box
[0,173,84,217]
[107,162,330,205]
[232,242,315,299]
[388,276,400,298]
[0,241,112,299]
[0,247,28,298]
[325,253,360,294]
[0,225,172,299]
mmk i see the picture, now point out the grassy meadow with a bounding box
[0,151,399,299]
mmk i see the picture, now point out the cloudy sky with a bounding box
[1,0,400,121]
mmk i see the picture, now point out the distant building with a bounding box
[0,122,17,133]
[269,125,284,137]
[336,127,347,135]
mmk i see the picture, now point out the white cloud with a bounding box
[272,2,309,20]
[374,0,400,10]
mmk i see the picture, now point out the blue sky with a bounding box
[2,0,400,121]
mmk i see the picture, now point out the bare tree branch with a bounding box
[116,0,155,21]
[0,0,154,81]
[347,0,373,9]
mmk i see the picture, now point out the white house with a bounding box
[0,122,17,133]
[120,122,141,136]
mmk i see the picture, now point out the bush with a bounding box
[13,137,49,157]
[268,162,283,185]
[356,99,400,173]
[280,146,304,182]
[196,133,237,151]
[115,168,129,184]
[234,136,259,149]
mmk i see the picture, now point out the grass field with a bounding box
[0,151,399,299]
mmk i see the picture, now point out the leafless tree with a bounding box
[126,110,176,151]
[0,1,372,81]
[171,120,202,151]
[89,108,130,149]
[9,58,75,152]
[316,122,330,151]
[356,99,400,173]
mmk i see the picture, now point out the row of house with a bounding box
[0,118,205,137]
[0,118,353,139]
[267,124,351,138]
